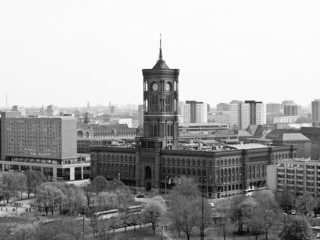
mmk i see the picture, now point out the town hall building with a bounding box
[90,41,297,198]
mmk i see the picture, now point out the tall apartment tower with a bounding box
[229,100,266,129]
[245,100,266,127]
[229,100,242,129]
[266,103,281,114]
[312,99,320,126]
[140,40,179,150]
[181,101,208,124]
[284,104,299,116]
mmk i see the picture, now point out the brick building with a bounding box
[90,42,296,198]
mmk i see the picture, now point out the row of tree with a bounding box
[0,170,46,203]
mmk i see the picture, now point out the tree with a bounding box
[296,194,317,216]
[25,170,47,198]
[166,176,211,240]
[36,183,65,216]
[91,175,108,195]
[141,199,167,234]
[229,195,247,234]
[214,200,233,240]
[279,216,312,240]
[252,190,281,239]
[16,173,27,200]
[275,189,295,213]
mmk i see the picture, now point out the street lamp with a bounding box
[200,187,205,240]
[82,204,86,239]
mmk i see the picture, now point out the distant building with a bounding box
[266,129,311,158]
[217,103,229,111]
[300,127,320,160]
[11,105,26,116]
[229,100,266,129]
[273,116,300,124]
[210,111,231,125]
[181,101,208,124]
[267,158,320,197]
[281,100,295,110]
[284,104,300,116]
[312,99,320,126]
[0,112,90,181]
[119,118,132,128]
[266,103,281,114]
[46,105,59,116]
[138,104,144,127]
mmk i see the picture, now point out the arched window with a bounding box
[232,168,235,182]
[221,169,224,183]
[187,159,190,166]
[177,159,180,165]
[182,159,185,166]
[192,169,196,175]
[167,158,171,165]
[192,159,195,166]
[197,160,200,166]
[187,168,190,175]
[202,160,206,167]
[172,159,175,165]
[224,159,227,166]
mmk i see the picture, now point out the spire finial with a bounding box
[159,33,163,60]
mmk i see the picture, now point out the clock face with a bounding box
[165,83,171,91]
[152,83,159,91]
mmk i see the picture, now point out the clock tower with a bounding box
[140,39,179,150]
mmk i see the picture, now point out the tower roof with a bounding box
[152,35,169,69]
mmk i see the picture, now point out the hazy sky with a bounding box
[0,1,320,108]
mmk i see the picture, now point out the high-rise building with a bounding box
[244,101,266,127]
[229,100,266,129]
[229,100,242,129]
[266,103,281,114]
[181,101,208,124]
[281,100,295,110]
[0,112,90,181]
[217,103,229,111]
[312,99,320,126]
[284,104,299,116]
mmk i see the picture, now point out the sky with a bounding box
[0,0,320,108]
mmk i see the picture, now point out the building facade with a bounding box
[229,100,266,129]
[181,101,208,124]
[267,158,320,197]
[312,99,320,126]
[0,112,90,181]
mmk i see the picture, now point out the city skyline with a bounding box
[1,1,320,107]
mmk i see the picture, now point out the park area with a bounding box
[0,171,319,240]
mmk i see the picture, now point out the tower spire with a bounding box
[159,34,163,60]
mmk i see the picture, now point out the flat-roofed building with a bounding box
[267,158,320,197]
[0,112,90,182]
